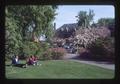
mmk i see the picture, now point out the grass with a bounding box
[5,60,114,79]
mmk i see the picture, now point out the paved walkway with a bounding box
[63,54,115,70]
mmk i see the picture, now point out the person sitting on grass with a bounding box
[23,56,33,68]
[11,55,28,68]
[24,55,41,68]
[32,55,39,65]
[27,56,34,65]
[11,55,19,65]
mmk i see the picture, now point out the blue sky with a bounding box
[53,5,115,29]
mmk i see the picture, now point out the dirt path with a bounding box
[63,53,115,70]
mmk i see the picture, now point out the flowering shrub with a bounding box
[42,47,67,60]
[41,51,52,60]
[74,27,111,48]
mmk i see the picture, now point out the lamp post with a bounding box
[77,40,79,54]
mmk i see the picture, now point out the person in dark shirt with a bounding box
[11,55,19,65]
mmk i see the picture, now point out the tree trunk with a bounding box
[32,31,39,42]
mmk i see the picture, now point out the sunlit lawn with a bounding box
[6,60,114,79]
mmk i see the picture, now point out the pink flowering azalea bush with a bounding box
[74,27,111,48]
[42,47,67,60]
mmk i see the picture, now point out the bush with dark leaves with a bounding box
[87,37,115,60]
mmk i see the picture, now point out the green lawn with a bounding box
[6,60,114,79]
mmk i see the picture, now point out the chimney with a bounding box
[54,23,56,31]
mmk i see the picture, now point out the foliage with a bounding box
[50,48,67,60]
[78,47,88,54]
[87,37,115,60]
[5,11,23,58]
[87,38,107,59]
[41,48,67,60]
[76,9,95,28]
[23,41,38,56]
[91,21,98,28]
[74,27,111,48]
[78,47,92,59]
[97,18,114,27]
[22,42,50,59]
[5,5,57,59]
[6,5,56,37]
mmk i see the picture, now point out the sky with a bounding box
[53,5,115,29]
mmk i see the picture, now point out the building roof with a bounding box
[56,23,78,32]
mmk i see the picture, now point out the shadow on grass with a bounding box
[6,64,26,68]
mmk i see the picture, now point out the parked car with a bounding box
[63,45,70,49]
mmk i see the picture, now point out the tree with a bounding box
[5,5,57,59]
[5,8,23,58]
[97,18,115,27]
[76,9,95,28]
[76,11,87,27]
[86,10,95,27]
[91,21,97,28]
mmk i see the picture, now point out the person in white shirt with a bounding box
[15,55,19,63]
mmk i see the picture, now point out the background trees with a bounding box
[76,10,114,29]
[97,18,114,27]
[76,9,95,28]
[73,10,114,60]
